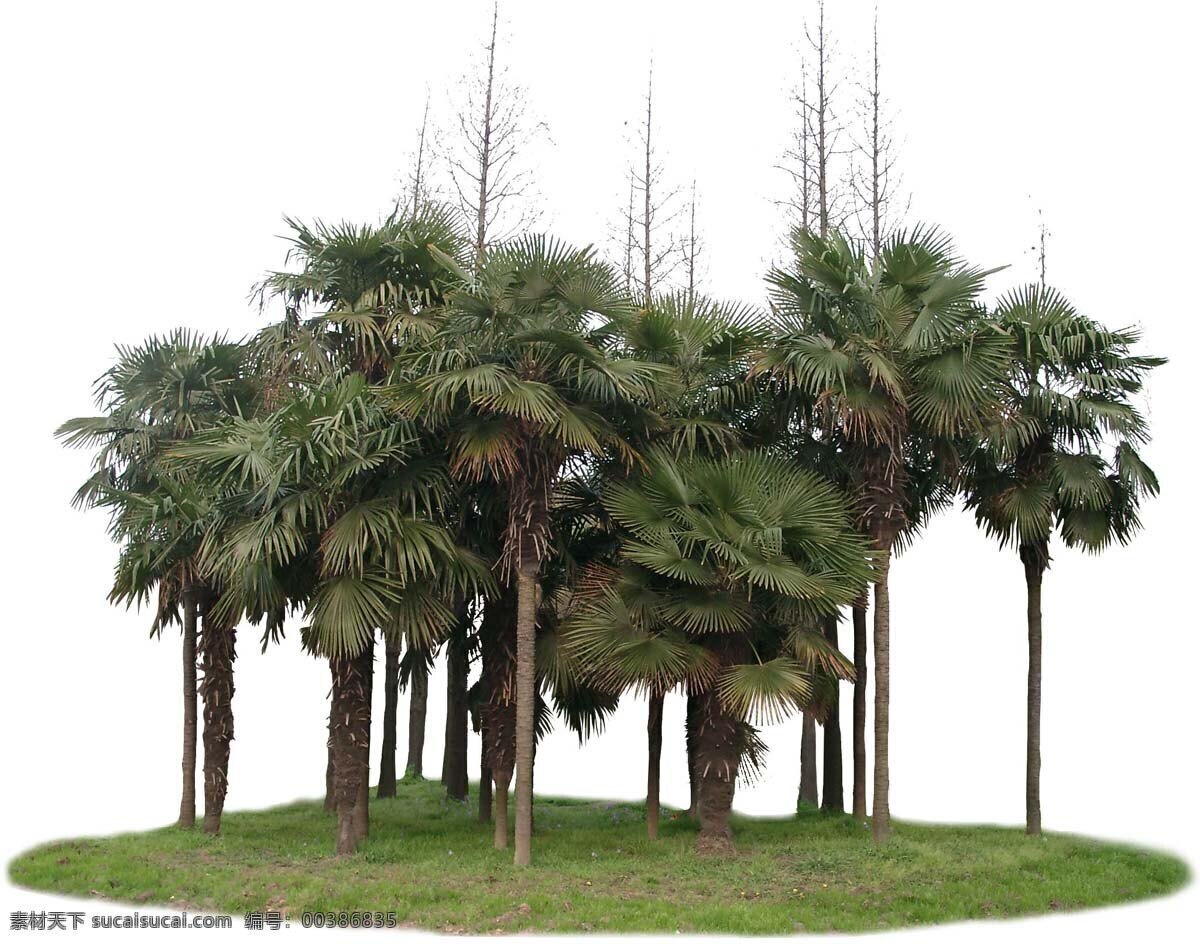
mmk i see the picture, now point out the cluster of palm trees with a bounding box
[59,205,1162,864]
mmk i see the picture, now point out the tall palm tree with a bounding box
[388,236,667,865]
[566,450,871,852]
[611,290,766,830]
[57,331,254,831]
[964,284,1163,835]
[251,205,473,801]
[756,228,1011,841]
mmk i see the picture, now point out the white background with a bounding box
[1,1,1196,940]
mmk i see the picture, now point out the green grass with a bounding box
[9,779,1188,934]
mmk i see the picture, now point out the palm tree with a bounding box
[566,450,872,852]
[611,290,767,830]
[57,331,254,831]
[179,374,490,854]
[756,228,1011,841]
[964,284,1163,836]
[251,205,473,801]
[388,236,667,865]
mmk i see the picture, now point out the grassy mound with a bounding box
[9,779,1187,934]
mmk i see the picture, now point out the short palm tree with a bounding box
[56,331,254,831]
[179,373,490,854]
[565,450,872,852]
[964,284,1163,835]
[755,228,1011,841]
[388,236,668,865]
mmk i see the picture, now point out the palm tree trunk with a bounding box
[851,598,868,821]
[821,613,844,813]
[513,557,538,866]
[330,648,371,856]
[353,637,374,843]
[1022,547,1045,836]
[798,713,818,808]
[646,693,664,840]
[479,763,493,822]
[493,769,511,849]
[377,637,401,798]
[200,614,236,836]
[405,658,428,778]
[871,546,892,843]
[694,686,740,854]
[324,703,336,813]
[686,694,699,816]
[442,603,470,802]
[480,586,516,838]
[178,589,198,828]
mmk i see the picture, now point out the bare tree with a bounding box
[408,93,434,215]
[780,0,851,813]
[682,180,705,300]
[442,1,545,269]
[849,4,907,258]
[619,62,681,300]
[1034,207,1049,288]
[778,0,850,241]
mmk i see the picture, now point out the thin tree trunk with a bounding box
[442,602,470,802]
[821,613,844,813]
[474,2,498,270]
[178,589,198,828]
[493,769,511,850]
[513,558,538,866]
[1023,550,1044,836]
[686,693,700,816]
[479,764,493,822]
[694,686,740,854]
[480,587,516,830]
[872,547,892,843]
[799,713,818,808]
[377,637,401,798]
[646,693,664,840]
[330,649,371,856]
[200,615,236,836]
[851,598,868,821]
[353,637,374,843]
[405,658,428,778]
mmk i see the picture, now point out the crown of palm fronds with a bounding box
[174,372,491,658]
[564,449,871,724]
[964,284,1164,557]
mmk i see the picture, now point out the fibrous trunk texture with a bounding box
[493,769,511,850]
[178,589,198,828]
[479,763,493,823]
[513,558,538,866]
[799,713,818,808]
[480,588,516,846]
[694,685,741,854]
[200,611,236,835]
[405,657,428,778]
[442,601,471,802]
[821,613,844,813]
[330,647,372,856]
[353,637,374,843]
[686,694,700,816]
[1022,544,1046,837]
[851,599,868,821]
[324,706,336,813]
[646,693,664,840]
[872,546,892,843]
[377,637,401,798]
